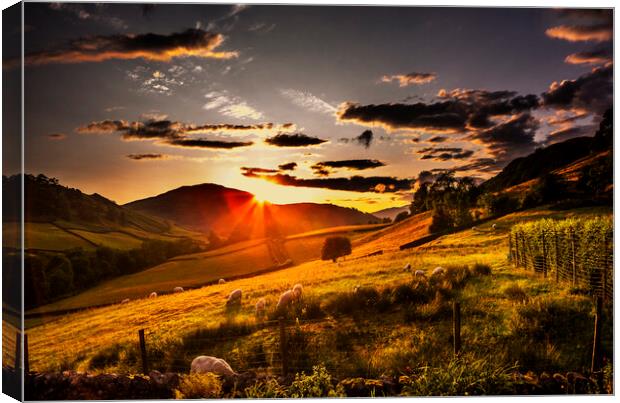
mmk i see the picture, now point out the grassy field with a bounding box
[25,205,612,379]
[27,224,384,314]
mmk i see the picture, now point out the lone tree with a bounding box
[321,236,352,262]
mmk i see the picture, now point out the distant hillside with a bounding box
[483,109,612,192]
[2,174,200,251]
[370,205,410,220]
[125,183,380,237]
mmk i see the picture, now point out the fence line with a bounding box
[509,225,612,302]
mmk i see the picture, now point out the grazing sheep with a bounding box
[255,298,267,317]
[226,289,242,306]
[292,283,303,298]
[173,286,184,293]
[353,284,362,293]
[492,223,497,230]
[403,263,411,271]
[190,356,237,376]
[121,298,130,304]
[276,289,295,310]
[218,278,226,285]
[149,292,157,298]
[414,270,426,278]
[431,266,446,276]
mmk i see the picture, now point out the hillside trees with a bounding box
[321,236,352,262]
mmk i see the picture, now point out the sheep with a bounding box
[218,278,226,285]
[149,292,157,298]
[255,298,267,317]
[292,283,303,298]
[121,298,130,304]
[414,270,426,278]
[276,289,296,310]
[190,356,237,377]
[173,286,184,293]
[492,223,497,230]
[431,266,446,276]
[403,263,411,271]
[353,284,362,293]
[226,289,242,306]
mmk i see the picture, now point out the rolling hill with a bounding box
[125,183,381,238]
[370,205,410,220]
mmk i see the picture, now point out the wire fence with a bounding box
[509,224,613,303]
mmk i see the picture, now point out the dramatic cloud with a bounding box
[450,158,500,173]
[278,162,297,171]
[240,167,280,176]
[49,2,128,30]
[22,29,238,67]
[340,130,374,148]
[280,89,337,114]
[564,48,612,65]
[546,124,597,145]
[311,159,385,176]
[381,72,437,86]
[203,90,264,120]
[428,135,447,143]
[417,147,475,161]
[47,133,66,141]
[126,153,167,160]
[468,113,539,162]
[167,138,253,149]
[264,133,327,147]
[242,170,413,193]
[546,24,612,42]
[542,64,612,116]
[338,89,540,133]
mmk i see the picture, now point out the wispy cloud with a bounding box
[381,72,437,87]
[204,90,264,120]
[279,89,337,114]
[47,133,66,141]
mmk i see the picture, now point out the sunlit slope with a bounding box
[27,224,383,314]
[26,205,610,373]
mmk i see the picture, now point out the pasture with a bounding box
[24,205,612,379]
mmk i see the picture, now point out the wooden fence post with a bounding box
[571,231,577,287]
[24,333,29,374]
[453,301,461,356]
[14,331,20,370]
[279,318,288,376]
[554,230,560,283]
[541,230,547,277]
[138,329,148,374]
[602,235,608,304]
[591,296,603,373]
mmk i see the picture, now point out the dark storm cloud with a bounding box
[428,136,447,143]
[22,28,238,66]
[546,124,598,145]
[167,138,253,149]
[564,47,612,65]
[47,133,66,141]
[468,113,539,162]
[264,133,327,147]
[546,9,612,42]
[126,153,167,160]
[355,130,374,148]
[241,167,280,175]
[241,170,413,193]
[311,159,386,176]
[542,64,612,115]
[450,158,500,173]
[278,162,297,171]
[381,72,437,86]
[337,89,539,133]
[417,147,475,161]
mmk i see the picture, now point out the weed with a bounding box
[288,364,345,397]
[174,372,222,399]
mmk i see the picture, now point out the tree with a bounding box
[321,236,352,262]
[429,203,454,233]
[479,193,519,216]
[394,211,410,223]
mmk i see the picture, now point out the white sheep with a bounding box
[149,292,157,298]
[218,278,226,285]
[276,289,295,310]
[226,289,242,306]
[173,286,184,293]
[403,263,411,271]
[431,266,446,276]
[190,356,237,376]
[255,298,267,317]
[292,283,303,298]
[121,298,130,304]
[492,223,497,230]
[353,284,362,293]
[414,270,426,278]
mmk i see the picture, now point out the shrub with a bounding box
[174,373,222,399]
[288,365,345,397]
[502,283,528,302]
[321,236,352,262]
[244,378,286,398]
[471,263,492,276]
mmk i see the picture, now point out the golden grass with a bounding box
[24,205,612,374]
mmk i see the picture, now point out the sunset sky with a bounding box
[13,4,613,212]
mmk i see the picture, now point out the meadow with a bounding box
[25,204,612,386]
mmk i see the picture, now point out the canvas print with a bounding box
[1,2,614,400]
